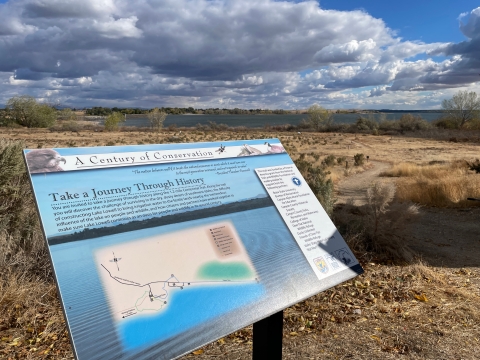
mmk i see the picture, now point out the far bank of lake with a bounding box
[91,112,445,129]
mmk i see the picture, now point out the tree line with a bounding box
[1,90,480,130]
[85,107,293,116]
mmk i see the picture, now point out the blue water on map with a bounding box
[50,207,306,357]
[119,283,264,350]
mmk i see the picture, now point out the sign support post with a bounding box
[252,310,283,359]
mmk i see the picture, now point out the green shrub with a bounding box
[433,117,459,129]
[378,119,398,131]
[104,112,125,131]
[354,153,365,166]
[337,156,346,165]
[294,159,335,217]
[5,96,57,128]
[322,154,336,167]
[356,116,378,131]
[398,114,429,131]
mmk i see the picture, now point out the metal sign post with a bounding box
[252,310,283,359]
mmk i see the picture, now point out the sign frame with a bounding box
[24,139,363,360]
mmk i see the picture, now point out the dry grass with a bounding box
[381,161,480,207]
[1,128,480,359]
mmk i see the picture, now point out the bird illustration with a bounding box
[216,144,226,153]
[243,144,263,155]
[237,144,264,157]
[25,149,66,174]
[237,146,250,157]
[264,142,285,153]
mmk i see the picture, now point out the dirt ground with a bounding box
[1,127,479,359]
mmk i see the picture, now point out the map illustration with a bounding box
[95,221,259,322]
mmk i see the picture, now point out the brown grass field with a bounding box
[1,126,479,359]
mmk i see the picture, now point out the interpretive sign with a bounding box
[24,140,363,360]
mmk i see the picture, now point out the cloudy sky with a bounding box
[1,0,480,109]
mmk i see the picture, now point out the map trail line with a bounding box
[100,264,258,310]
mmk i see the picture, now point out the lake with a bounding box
[91,112,444,129]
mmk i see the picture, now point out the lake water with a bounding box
[94,112,444,129]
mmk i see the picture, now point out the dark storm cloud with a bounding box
[0,0,479,109]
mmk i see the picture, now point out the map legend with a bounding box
[207,224,240,257]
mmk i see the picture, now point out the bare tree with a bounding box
[307,104,332,131]
[148,108,167,134]
[442,90,480,128]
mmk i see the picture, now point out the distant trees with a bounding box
[147,108,167,134]
[442,90,480,128]
[57,108,77,121]
[83,106,295,116]
[104,112,125,131]
[4,95,56,128]
[307,104,332,131]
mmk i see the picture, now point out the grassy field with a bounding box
[1,126,479,359]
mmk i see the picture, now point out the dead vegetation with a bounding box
[381,161,480,207]
[1,128,479,359]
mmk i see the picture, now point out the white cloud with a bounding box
[314,39,378,63]
[0,0,478,109]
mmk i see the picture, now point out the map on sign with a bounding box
[24,139,362,360]
[95,222,258,321]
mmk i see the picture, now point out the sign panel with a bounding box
[24,139,363,360]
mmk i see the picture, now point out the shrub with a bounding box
[355,116,378,131]
[398,114,430,131]
[5,95,57,128]
[334,183,418,263]
[104,112,125,131]
[322,154,336,167]
[433,116,459,129]
[294,159,335,216]
[378,119,398,132]
[365,183,417,262]
[354,153,365,166]
[337,156,346,165]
